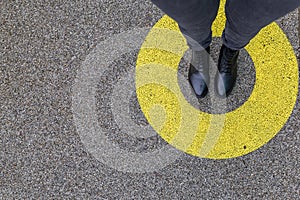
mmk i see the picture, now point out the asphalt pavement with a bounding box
[0,0,299,199]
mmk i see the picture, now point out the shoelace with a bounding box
[219,48,238,73]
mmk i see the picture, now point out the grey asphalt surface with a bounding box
[0,0,299,199]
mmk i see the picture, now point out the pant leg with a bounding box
[223,0,300,50]
[151,0,220,50]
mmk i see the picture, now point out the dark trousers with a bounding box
[151,0,300,50]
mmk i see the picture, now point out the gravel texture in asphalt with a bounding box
[0,1,299,199]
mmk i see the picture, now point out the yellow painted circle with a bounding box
[135,0,298,159]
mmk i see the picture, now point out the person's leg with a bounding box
[151,0,221,98]
[215,0,300,98]
[223,0,300,50]
[151,0,220,50]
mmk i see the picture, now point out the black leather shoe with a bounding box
[215,45,239,98]
[188,47,210,98]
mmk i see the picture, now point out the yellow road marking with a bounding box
[136,0,298,159]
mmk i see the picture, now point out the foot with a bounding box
[188,47,210,98]
[215,44,239,98]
